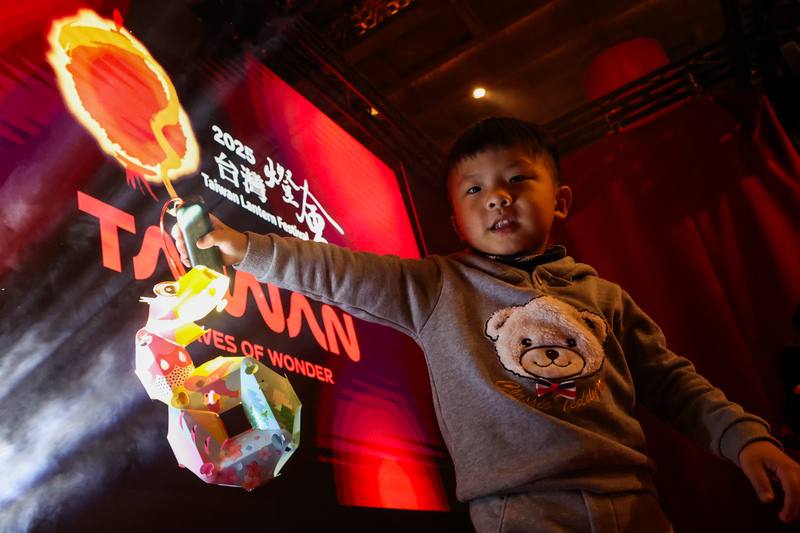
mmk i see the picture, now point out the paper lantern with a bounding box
[135,266,301,490]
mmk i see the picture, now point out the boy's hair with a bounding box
[443,117,561,186]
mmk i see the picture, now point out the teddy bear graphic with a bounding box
[485,295,608,400]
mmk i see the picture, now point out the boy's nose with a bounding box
[486,190,512,209]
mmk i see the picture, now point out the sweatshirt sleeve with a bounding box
[618,289,782,467]
[234,232,443,337]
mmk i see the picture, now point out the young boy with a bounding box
[174,118,800,531]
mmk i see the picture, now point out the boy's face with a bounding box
[447,145,572,256]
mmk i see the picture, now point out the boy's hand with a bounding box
[740,440,800,523]
[170,214,248,268]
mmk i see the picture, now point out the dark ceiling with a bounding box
[305,0,727,151]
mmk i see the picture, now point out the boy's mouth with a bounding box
[490,216,518,232]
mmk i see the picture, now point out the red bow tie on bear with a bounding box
[535,379,577,400]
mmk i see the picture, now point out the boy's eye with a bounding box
[509,175,526,183]
[466,186,481,194]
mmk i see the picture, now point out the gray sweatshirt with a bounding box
[236,232,779,502]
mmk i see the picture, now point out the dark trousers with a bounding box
[469,489,674,532]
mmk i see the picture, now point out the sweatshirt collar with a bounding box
[471,245,567,271]
[450,246,597,285]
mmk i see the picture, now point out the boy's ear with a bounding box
[554,185,573,220]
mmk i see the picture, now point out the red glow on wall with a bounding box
[582,38,677,129]
[327,384,448,511]
[582,38,669,101]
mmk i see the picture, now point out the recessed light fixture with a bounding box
[472,87,486,99]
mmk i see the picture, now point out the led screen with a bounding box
[0,2,466,531]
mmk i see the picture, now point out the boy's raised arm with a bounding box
[172,215,442,337]
[618,289,800,522]
[236,231,442,336]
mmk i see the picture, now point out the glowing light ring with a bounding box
[135,266,301,490]
[46,9,199,194]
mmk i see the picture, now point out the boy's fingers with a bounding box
[209,213,223,228]
[178,249,190,268]
[183,216,245,265]
[747,463,775,503]
[169,224,194,267]
[197,230,222,249]
[174,234,187,254]
[777,466,800,522]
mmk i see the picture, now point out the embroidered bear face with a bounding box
[485,295,607,382]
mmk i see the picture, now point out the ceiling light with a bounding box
[472,87,486,99]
